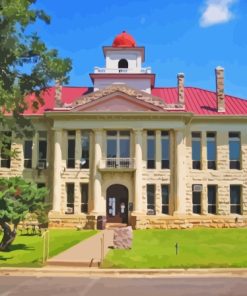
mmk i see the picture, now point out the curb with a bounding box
[1,267,247,277]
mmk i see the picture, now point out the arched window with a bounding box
[118,59,128,69]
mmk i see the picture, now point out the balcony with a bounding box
[94,67,152,74]
[99,158,136,171]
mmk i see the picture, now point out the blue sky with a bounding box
[33,0,247,99]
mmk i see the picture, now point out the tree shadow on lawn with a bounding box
[0,255,13,261]
[6,244,35,252]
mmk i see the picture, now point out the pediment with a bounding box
[70,85,168,112]
[72,92,163,112]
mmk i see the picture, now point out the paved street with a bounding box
[0,276,246,296]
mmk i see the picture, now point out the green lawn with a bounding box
[103,228,247,268]
[0,229,97,267]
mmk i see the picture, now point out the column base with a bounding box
[173,211,186,217]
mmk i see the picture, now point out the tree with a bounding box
[0,176,48,251]
[0,0,72,148]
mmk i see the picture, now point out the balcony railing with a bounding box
[94,67,152,74]
[99,158,135,170]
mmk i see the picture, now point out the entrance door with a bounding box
[106,184,128,223]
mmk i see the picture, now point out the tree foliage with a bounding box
[0,0,72,142]
[0,176,49,251]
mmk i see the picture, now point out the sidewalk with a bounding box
[1,267,247,278]
[47,229,114,267]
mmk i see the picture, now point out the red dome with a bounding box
[112,31,136,48]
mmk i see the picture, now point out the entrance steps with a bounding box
[106,223,127,229]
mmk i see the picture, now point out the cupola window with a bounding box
[118,59,128,69]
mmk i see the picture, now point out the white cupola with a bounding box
[90,31,155,93]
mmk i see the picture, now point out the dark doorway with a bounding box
[118,59,128,69]
[106,184,129,223]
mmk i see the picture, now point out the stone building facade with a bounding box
[1,31,247,229]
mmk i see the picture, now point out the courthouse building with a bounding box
[1,31,247,229]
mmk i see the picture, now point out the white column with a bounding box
[174,129,186,215]
[91,129,103,214]
[52,129,62,212]
[134,129,143,213]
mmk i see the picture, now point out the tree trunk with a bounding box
[0,222,16,251]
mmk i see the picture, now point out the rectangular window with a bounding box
[229,132,241,169]
[147,131,155,169]
[0,132,11,168]
[208,185,217,214]
[37,183,46,189]
[161,185,169,214]
[81,183,89,213]
[38,131,47,169]
[67,131,75,168]
[24,140,32,168]
[230,185,241,214]
[66,183,74,214]
[147,184,155,214]
[106,131,130,168]
[207,132,216,170]
[161,131,169,169]
[192,132,201,169]
[192,185,202,214]
[81,131,90,169]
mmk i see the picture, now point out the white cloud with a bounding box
[200,0,237,27]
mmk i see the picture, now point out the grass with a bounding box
[103,228,247,268]
[0,229,97,267]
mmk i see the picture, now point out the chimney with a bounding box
[177,72,185,105]
[55,79,62,108]
[215,66,225,112]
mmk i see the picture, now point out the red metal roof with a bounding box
[24,87,92,115]
[152,87,247,115]
[24,86,247,116]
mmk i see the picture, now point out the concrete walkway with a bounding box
[47,229,114,267]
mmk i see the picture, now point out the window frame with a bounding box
[207,132,217,170]
[161,184,169,214]
[66,183,75,214]
[230,185,242,214]
[24,139,33,169]
[81,131,90,169]
[147,184,156,214]
[192,132,201,170]
[67,130,76,169]
[80,183,89,213]
[229,132,241,170]
[147,130,156,169]
[192,185,202,214]
[207,185,217,214]
[38,131,47,169]
[161,131,170,169]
